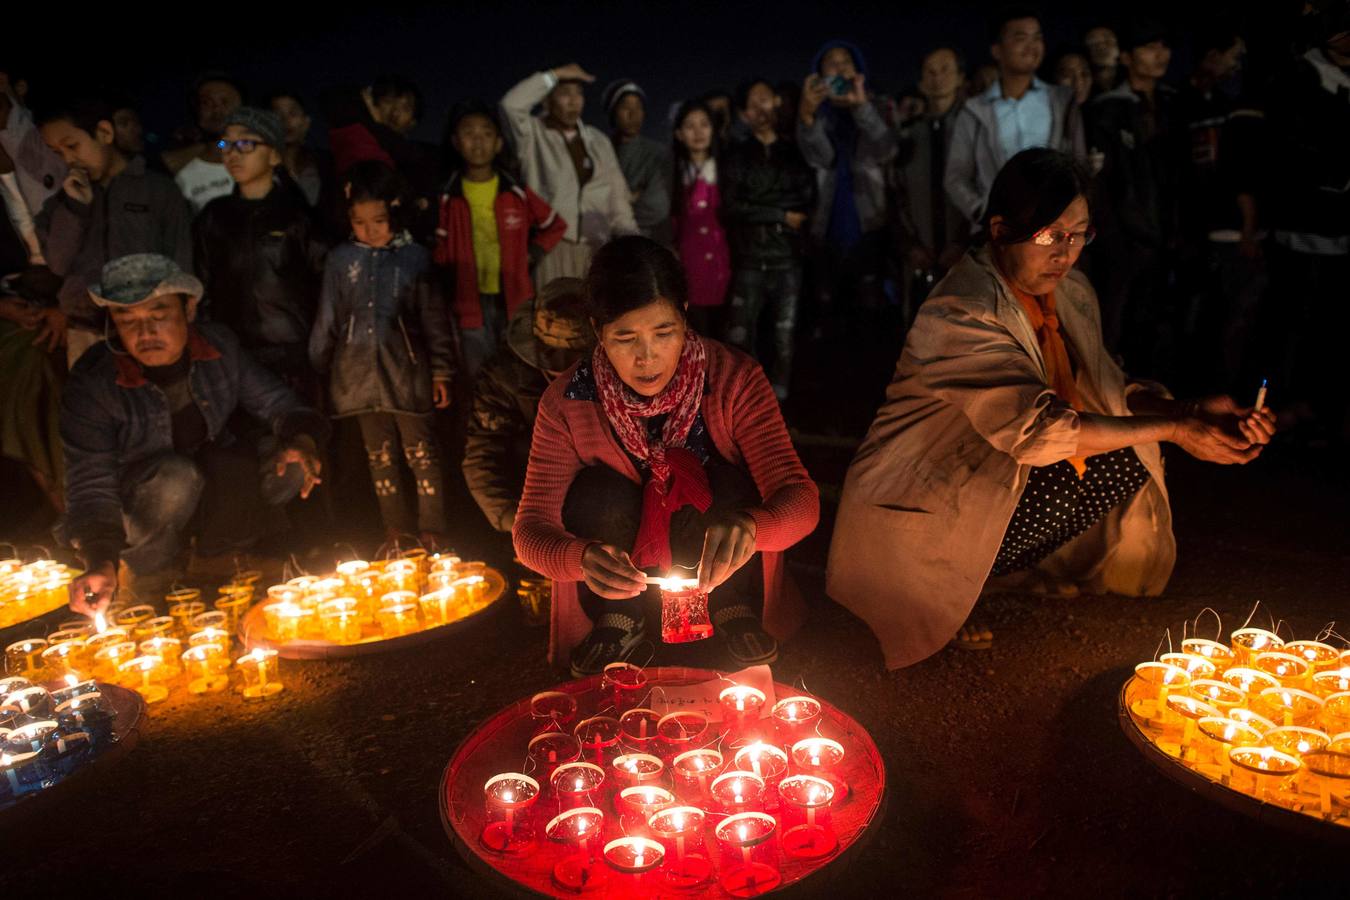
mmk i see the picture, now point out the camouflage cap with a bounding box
[507,277,594,374]
[89,253,203,313]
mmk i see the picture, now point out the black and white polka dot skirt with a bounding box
[991,447,1152,576]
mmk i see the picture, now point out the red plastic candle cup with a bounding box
[671,748,723,806]
[603,835,666,888]
[546,806,607,892]
[530,691,578,731]
[715,811,781,898]
[719,685,767,737]
[657,711,710,762]
[648,805,713,888]
[601,661,648,713]
[574,715,622,768]
[771,695,822,751]
[611,752,665,791]
[617,784,674,831]
[777,774,838,859]
[527,731,581,789]
[480,773,539,855]
[791,737,848,803]
[618,707,662,752]
[551,761,607,811]
[657,577,713,643]
[734,742,789,810]
[710,770,765,815]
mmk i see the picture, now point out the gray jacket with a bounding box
[943,81,1085,225]
[796,100,898,240]
[35,156,194,327]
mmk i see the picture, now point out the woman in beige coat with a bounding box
[827,149,1274,670]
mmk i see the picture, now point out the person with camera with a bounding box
[796,41,898,334]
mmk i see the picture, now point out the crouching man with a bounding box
[62,253,327,615]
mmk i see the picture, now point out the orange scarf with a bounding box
[1013,288,1087,477]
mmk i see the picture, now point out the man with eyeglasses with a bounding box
[192,107,324,391]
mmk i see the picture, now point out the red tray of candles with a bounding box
[239,566,508,660]
[440,665,886,897]
[1,679,146,825]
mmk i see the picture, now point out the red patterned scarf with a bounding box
[592,332,712,568]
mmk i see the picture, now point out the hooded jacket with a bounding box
[943,79,1086,225]
[499,72,639,245]
[795,40,899,241]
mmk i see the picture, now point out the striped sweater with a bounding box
[513,339,820,663]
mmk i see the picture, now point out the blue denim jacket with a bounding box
[59,321,327,564]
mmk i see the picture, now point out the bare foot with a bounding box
[950,621,993,650]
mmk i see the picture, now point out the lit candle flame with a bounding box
[502,789,514,802]
[93,612,108,633]
[64,674,78,688]
[738,823,748,841]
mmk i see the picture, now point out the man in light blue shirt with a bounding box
[945,9,1085,223]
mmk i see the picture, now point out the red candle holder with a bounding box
[710,769,765,815]
[715,811,781,898]
[551,761,606,811]
[671,748,723,806]
[648,805,713,889]
[601,662,648,713]
[791,737,849,803]
[611,752,665,791]
[657,577,713,643]
[618,707,662,753]
[603,835,666,892]
[719,685,767,737]
[527,731,581,789]
[617,784,675,831]
[777,774,838,859]
[546,806,607,892]
[734,742,789,810]
[573,715,622,767]
[530,691,578,732]
[656,711,710,762]
[480,773,539,855]
[771,695,822,751]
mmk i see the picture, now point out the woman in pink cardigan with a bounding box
[513,236,818,676]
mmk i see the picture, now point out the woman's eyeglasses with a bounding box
[215,138,266,155]
[1031,226,1096,248]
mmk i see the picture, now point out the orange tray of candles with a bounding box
[239,565,508,660]
[1,679,146,825]
[440,665,887,898]
[1118,622,1350,844]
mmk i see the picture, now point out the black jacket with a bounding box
[1087,83,1186,251]
[193,184,326,372]
[1264,49,1350,241]
[462,346,550,532]
[721,136,815,267]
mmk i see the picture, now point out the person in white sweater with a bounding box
[499,63,637,285]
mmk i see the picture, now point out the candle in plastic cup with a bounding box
[611,752,665,790]
[1197,716,1262,783]
[480,772,539,855]
[526,731,580,786]
[530,691,578,729]
[719,685,767,734]
[1285,640,1342,673]
[139,636,183,674]
[117,654,168,704]
[791,737,849,802]
[376,602,420,638]
[658,577,713,643]
[616,784,674,831]
[573,716,622,767]
[777,774,838,858]
[710,770,765,815]
[1301,750,1350,818]
[657,711,710,761]
[1263,725,1331,759]
[714,811,781,898]
[5,638,48,679]
[603,835,665,880]
[1160,652,1218,682]
[236,648,283,699]
[1181,638,1236,672]
[1253,651,1312,687]
[545,806,607,892]
[551,761,606,810]
[168,601,206,637]
[1230,627,1284,666]
[1253,686,1324,728]
[182,644,230,694]
[671,748,723,805]
[648,805,712,888]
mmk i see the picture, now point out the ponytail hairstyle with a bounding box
[341,160,411,232]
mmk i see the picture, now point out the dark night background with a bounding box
[8,0,1301,150]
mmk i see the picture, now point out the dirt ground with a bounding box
[4,340,1349,898]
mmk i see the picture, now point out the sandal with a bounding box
[948,621,993,651]
[714,605,779,667]
[570,612,646,678]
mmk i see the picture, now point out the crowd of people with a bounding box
[0,4,1345,673]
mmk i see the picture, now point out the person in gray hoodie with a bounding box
[944,7,1085,226]
[796,40,898,322]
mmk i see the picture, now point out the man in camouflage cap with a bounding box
[62,252,328,614]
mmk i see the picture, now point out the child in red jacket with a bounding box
[435,102,566,378]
